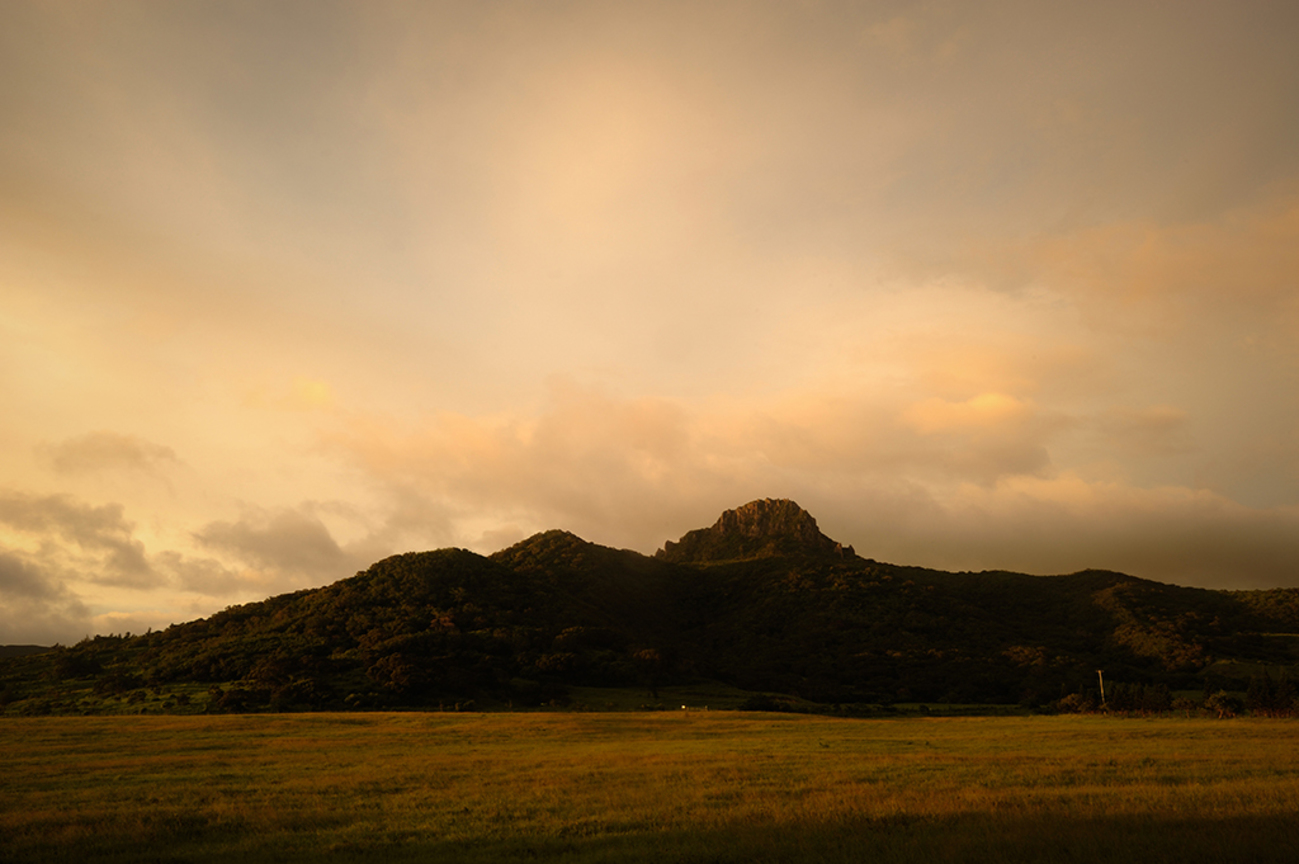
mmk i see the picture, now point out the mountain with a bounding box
[656,498,854,563]
[3,499,1298,715]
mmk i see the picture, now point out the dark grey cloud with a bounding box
[0,491,161,588]
[193,507,371,587]
[151,550,245,598]
[0,551,57,599]
[835,485,1299,591]
[0,550,92,644]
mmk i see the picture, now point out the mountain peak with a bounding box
[655,498,855,564]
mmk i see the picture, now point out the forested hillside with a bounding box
[3,499,1298,715]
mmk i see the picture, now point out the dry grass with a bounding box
[3,712,1298,862]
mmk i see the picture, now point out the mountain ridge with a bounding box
[3,498,1298,715]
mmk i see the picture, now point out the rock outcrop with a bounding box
[655,498,855,563]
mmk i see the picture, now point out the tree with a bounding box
[367,653,428,698]
[1205,690,1243,719]
[634,649,663,699]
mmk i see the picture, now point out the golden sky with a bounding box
[2,1,1298,643]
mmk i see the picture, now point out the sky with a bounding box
[2,0,1298,644]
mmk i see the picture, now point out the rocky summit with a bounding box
[655,498,855,563]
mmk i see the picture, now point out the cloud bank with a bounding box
[1,1,1297,642]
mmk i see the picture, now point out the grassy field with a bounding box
[3,712,1298,863]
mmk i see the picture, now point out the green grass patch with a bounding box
[2,713,1297,862]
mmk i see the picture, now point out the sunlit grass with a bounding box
[3,713,1298,862]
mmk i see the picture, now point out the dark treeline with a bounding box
[1051,672,1299,719]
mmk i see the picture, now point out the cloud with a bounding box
[326,382,1299,589]
[1094,405,1191,457]
[0,490,161,588]
[0,551,92,644]
[1003,190,1299,343]
[38,431,177,475]
[241,378,337,412]
[342,378,1065,513]
[192,506,374,591]
[902,393,1034,435]
[2,0,1298,646]
[151,551,246,598]
[333,383,739,550]
[902,475,1299,590]
[0,551,58,599]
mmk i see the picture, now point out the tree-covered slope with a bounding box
[3,499,1299,715]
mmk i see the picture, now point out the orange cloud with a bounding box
[901,392,1034,435]
[1020,190,1299,341]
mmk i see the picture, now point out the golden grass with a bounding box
[3,712,1298,862]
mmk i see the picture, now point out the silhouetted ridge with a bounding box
[11,497,1299,716]
[655,498,855,563]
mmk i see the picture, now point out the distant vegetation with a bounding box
[3,499,1298,717]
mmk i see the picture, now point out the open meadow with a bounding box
[3,712,1298,863]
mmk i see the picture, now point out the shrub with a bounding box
[1056,692,1095,713]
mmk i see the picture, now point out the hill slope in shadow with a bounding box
[4,499,1298,714]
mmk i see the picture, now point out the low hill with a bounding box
[3,499,1298,715]
[0,645,51,658]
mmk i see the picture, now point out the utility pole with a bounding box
[1096,669,1107,710]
